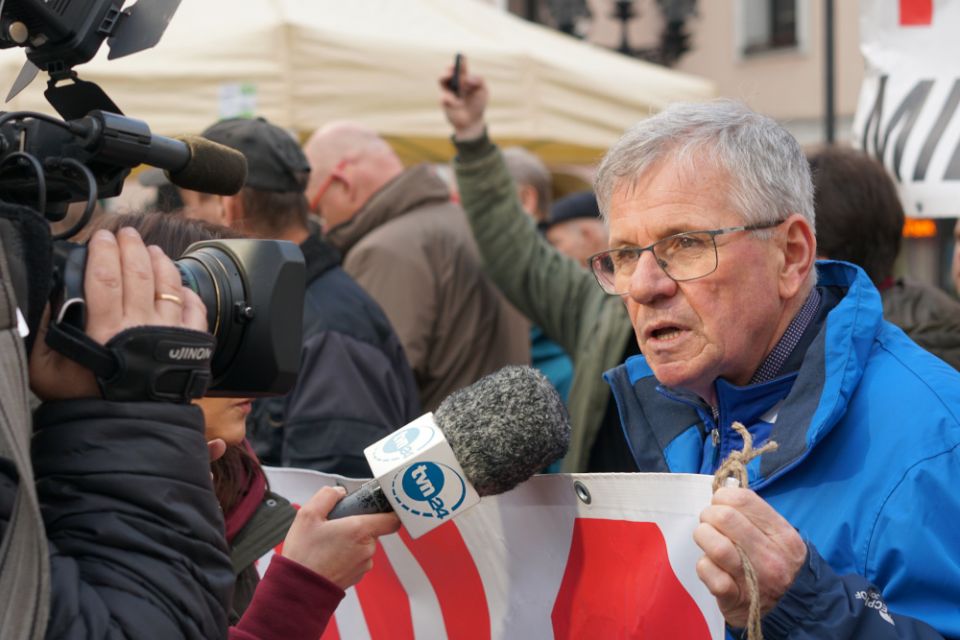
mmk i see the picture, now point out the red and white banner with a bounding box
[261,468,724,640]
[854,0,960,217]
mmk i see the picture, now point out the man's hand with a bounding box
[281,486,402,591]
[693,487,808,629]
[439,56,489,142]
[30,227,206,401]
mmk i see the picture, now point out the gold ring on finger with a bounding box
[156,292,184,306]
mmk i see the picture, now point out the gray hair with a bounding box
[502,147,552,219]
[594,100,814,232]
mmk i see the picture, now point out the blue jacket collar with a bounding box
[605,261,884,488]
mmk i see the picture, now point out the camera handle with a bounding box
[45,306,214,404]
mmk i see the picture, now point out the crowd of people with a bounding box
[1,54,958,640]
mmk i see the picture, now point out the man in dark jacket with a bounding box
[810,146,960,370]
[202,117,420,477]
[1,211,233,638]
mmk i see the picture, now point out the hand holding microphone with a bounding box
[281,486,401,591]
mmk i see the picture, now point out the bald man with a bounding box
[303,122,529,411]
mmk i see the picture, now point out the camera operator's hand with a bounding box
[439,56,488,142]
[281,486,402,591]
[30,227,206,401]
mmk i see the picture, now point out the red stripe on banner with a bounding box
[552,519,712,640]
[354,542,415,640]
[900,0,933,25]
[319,617,340,640]
[399,525,490,639]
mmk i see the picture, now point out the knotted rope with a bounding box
[712,422,779,640]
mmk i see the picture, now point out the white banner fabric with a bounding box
[259,468,724,640]
[854,0,960,217]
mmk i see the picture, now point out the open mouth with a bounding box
[649,326,684,341]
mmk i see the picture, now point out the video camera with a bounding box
[0,0,305,397]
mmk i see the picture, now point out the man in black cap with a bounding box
[202,117,420,476]
[542,191,609,268]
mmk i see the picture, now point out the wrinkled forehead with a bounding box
[609,152,744,223]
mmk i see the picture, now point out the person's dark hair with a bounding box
[809,146,904,285]
[88,210,243,256]
[86,211,260,511]
[155,182,185,213]
[239,180,310,237]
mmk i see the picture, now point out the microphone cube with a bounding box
[364,413,480,538]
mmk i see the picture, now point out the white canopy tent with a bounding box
[0,0,715,164]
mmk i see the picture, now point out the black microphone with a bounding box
[71,110,248,195]
[328,365,571,520]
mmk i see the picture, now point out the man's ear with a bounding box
[778,214,817,300]
[582,219,609,252]
[517,184,541,221]
[219,195,242,227]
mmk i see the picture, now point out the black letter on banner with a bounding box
[862,75,887,158]
[943,115,960,179]
[914,79,960,181]
[877,79,934,181]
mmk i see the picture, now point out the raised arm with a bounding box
[439,59,609,358]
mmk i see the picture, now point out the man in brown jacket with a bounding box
[303,122,529,411]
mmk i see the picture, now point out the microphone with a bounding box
[163,136,248,195]
[328,365,571,520]
[71,110,248,195]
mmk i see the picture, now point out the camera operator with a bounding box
[87,211,403,640]
[1,208,233,638]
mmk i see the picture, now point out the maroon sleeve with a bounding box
[229,555,346,640]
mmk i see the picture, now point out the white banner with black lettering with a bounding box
[260,468,725,640]
[853,0,960,217]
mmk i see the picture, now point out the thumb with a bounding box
[362,512,402,537]
[306,485,348,519]
[207,438,227,462]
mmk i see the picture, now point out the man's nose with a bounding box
[626,250,677,303]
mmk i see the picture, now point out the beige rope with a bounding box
[712,422,779,640]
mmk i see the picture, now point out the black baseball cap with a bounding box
[544,191,601,230]
[201,117,309,193]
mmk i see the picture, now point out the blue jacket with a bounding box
[605,261,960,639]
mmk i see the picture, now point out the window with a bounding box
[741,0,800,56]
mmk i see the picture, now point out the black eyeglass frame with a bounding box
[588,220,785,295]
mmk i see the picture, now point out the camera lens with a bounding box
[175,244,247,384]
[177,238,304,397]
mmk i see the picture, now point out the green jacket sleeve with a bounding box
[453,133,609,362]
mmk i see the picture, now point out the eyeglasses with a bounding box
[588,220,783,295]
[309,158,350,214]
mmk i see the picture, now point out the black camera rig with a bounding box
[0,0,306,398]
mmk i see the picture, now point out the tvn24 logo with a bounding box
[391,461,468,520]
[369,423,437,465]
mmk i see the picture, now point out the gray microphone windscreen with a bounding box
[435,365,571,496]
[166,136,248,195]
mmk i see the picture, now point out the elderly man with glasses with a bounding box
[443,62,960,637]
[589,101,960,639]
